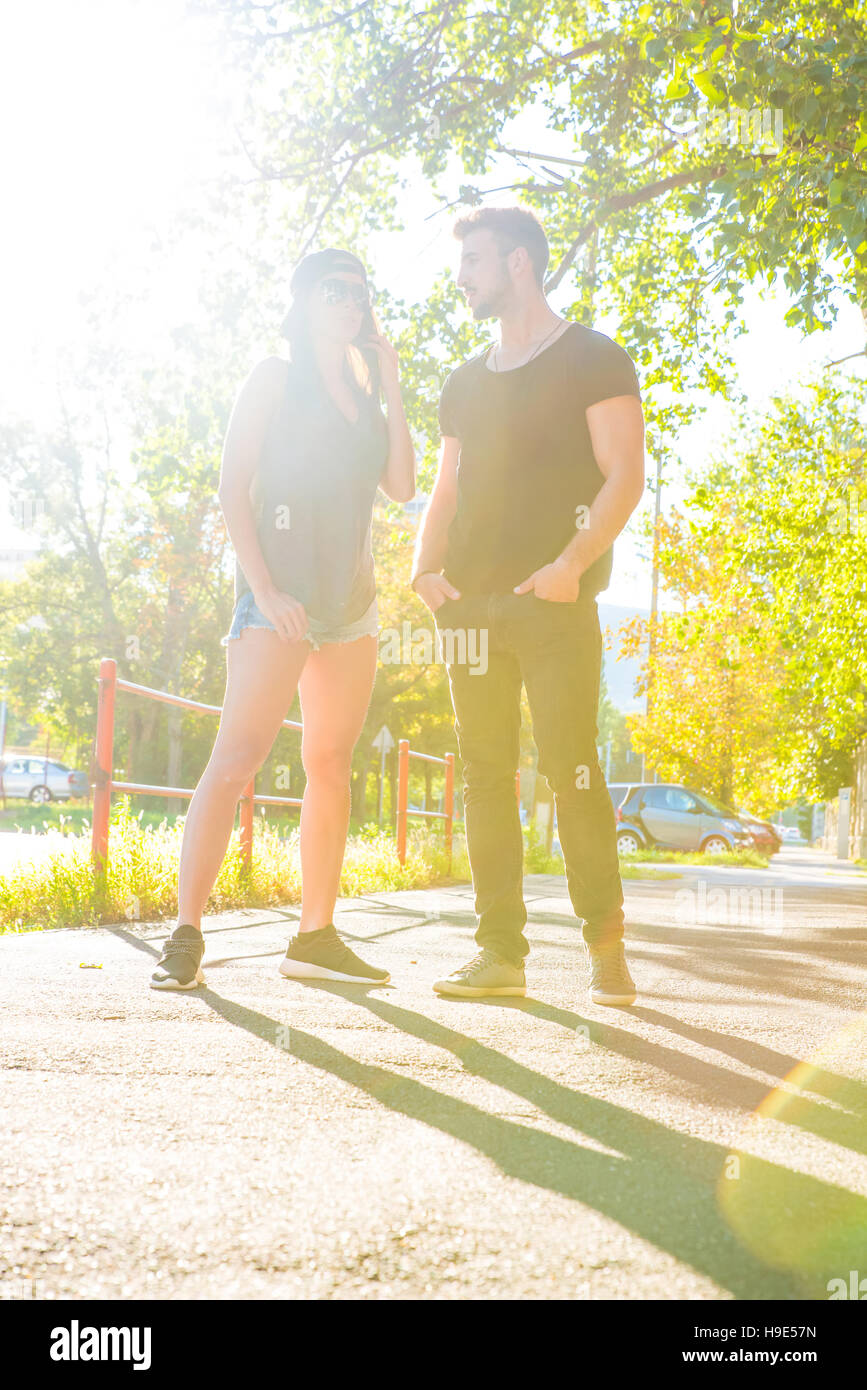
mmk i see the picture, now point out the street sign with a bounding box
[372,725,394,753]
[373,726,395,825]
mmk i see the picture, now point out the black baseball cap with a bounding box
[289,248,368,297]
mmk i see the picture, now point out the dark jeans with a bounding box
[435,590,624,963]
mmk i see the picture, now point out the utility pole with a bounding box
[372,725,395,827]
[644,446,664,784]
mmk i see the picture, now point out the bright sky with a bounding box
[2,0,865,614]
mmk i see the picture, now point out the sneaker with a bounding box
[433,947,526,998]
[150,923,205,990]
[585,940,636,1006]
[279,924,390,985]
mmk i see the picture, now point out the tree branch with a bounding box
[545,162,728,292]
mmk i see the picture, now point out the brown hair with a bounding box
[280,250,380,397]
[452,205,549,287]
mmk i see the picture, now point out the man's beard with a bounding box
[468,274,511,320]
[471,295,505,320]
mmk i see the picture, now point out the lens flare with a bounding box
[717,1013,867,1295]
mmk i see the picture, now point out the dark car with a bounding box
[614,783,753,856]
[736,809,781,854]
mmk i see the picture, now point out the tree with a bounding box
[689,377,867,801]
[620,376,867,808]
[619,509,788,808]
[211,0,867,405]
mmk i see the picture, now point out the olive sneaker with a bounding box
[585,940,636,1006]
[279,924,390,985]
[433,947,526,998]
[150,923,205,990]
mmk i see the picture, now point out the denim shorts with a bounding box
[221,591,379,652]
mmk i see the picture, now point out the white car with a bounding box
[781,825,804,842]
[0,757,89,804]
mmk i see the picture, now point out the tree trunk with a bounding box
[166,706,183,815]
[126,707,143,784]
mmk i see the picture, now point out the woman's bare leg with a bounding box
[176,628,310,930]
[296,634,378,932]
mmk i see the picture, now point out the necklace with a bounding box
[490,319,567,372]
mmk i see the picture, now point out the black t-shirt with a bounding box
[437,321,641,597]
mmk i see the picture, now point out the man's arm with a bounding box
[411,435,462,611]
[513,394,645,601]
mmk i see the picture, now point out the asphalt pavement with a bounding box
[1,847,865,1300]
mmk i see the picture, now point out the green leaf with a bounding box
[692,68,727,105]
[665,73,690,100]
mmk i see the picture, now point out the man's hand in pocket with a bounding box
[513,559,580,602]
[414,573,462,613]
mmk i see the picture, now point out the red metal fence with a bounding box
[92,656,522,874]
[90,656,301,872]
[394,740,521,867]
[395,738,454,866]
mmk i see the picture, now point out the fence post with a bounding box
[240,776,254,871]
[91,657,117,870]
[444,751,454,866]
[397,739,409,865]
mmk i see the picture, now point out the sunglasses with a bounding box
[318,276,373,308]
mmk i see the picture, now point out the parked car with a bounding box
[736,809,782,854]
[614,782,753,856]
[780,825,805,843]
[605,783,631,811]
[0,757,89,804]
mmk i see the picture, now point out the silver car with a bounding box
[0,757,90,804]
[615,782,753,855]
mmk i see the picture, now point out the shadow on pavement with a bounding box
[115,925,866,1298]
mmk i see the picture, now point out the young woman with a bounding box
[150,248,415,990]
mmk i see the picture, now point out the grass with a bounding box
[522,820,763,873]
[618,846,770,869]
[0,798,470,934]
[0,800,769,935]
[519,820,681,879]
[0,801,95,834]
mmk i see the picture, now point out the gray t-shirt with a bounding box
[235,359,388,624]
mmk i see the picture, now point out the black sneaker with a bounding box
[279,924,390,985]
[150,923,205,990]
[585,940,636,1006]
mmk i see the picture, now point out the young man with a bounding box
[412,206,645,1005]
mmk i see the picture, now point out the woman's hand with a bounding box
[368,332,400,391]
[251,585,309,643]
